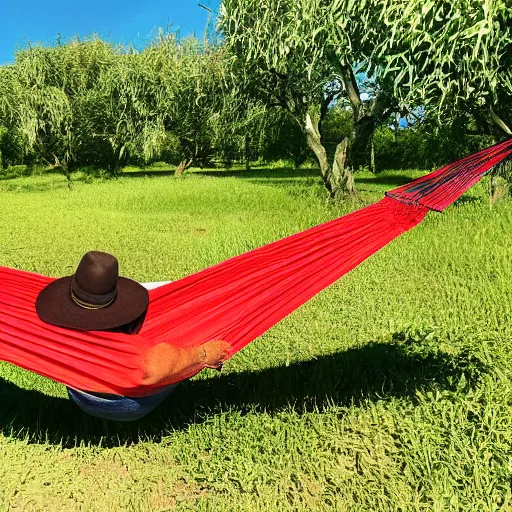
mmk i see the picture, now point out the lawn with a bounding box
[1,166,511,511]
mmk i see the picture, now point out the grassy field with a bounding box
[1,166,512,511]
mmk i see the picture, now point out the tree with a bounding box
[369,0,512,137]
[0,46,72,167]
[219,0,400,200]
[366,0,512,196]
[159,36,232,174]
[80,47,171,171]
[0,38,117,169]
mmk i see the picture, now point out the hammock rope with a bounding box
[1,139,512,396]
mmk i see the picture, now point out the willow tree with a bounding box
[219,0,400,199]
[368,0,512,195]
[80,51,173,170]
[370,0,512,137]
[93,34,236,174]
[0,34,238,173]
[0,48,72,166]
[160,37,232,174]
[0,38,117,168]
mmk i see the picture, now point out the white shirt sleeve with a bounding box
[141,281,172,290]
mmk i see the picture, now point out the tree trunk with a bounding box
[489,105,512,136]
[330,138,357,200]
[305,112,356,200]
[489,174,509,207]
[244,134,251,171]
[350,116,378,171]
[175,158,193,176]
[370,134,376,173]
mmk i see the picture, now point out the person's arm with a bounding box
[141,340,230,386]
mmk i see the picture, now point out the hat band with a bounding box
[71,278,117,310]
[71,289,116,310]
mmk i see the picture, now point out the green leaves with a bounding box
[0,34,238,171]
[369,0,512,131]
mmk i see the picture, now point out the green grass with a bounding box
[1,167,512,511]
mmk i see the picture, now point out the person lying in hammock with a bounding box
[35,251,230,421]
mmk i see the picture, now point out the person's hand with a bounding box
[200,340,230,369]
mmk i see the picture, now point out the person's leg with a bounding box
[67,383,179,421]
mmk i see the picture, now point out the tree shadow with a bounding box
[0,336,488,448]
[193,167,319,181]
[356,175,415,187]
[119,168,422,198]
[120,167,320,181]
[120,169,176,178]
[454,195,480,206]
[119,167,324,195]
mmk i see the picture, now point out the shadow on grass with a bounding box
[356,174,415,187]
[193,167,319,180]
[1,167,415,197]
[119,168,423,196]
[121,167,321,182]
[121,169,176,178]
[120,167,325,196]
[454,195,480,206]
[0,336,488,448]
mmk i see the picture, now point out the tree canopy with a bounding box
[219,0,410,198]
[370,0,512,135]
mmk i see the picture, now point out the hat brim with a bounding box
[36,276,149,331]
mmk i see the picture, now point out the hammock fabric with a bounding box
[1,139,512,397]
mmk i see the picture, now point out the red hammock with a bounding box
[1,139,512,396]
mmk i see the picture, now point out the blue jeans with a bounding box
[67,384,179,422]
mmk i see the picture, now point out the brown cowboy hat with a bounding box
[36,251,149,330]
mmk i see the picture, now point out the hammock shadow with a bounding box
[0,339,486,448]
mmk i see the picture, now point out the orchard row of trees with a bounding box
[0,0,510,198]
[0,35,264,173]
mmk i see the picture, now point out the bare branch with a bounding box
[489,104,512,136]
[340,66,361,119]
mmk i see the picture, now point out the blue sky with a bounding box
[0,0,219,65]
